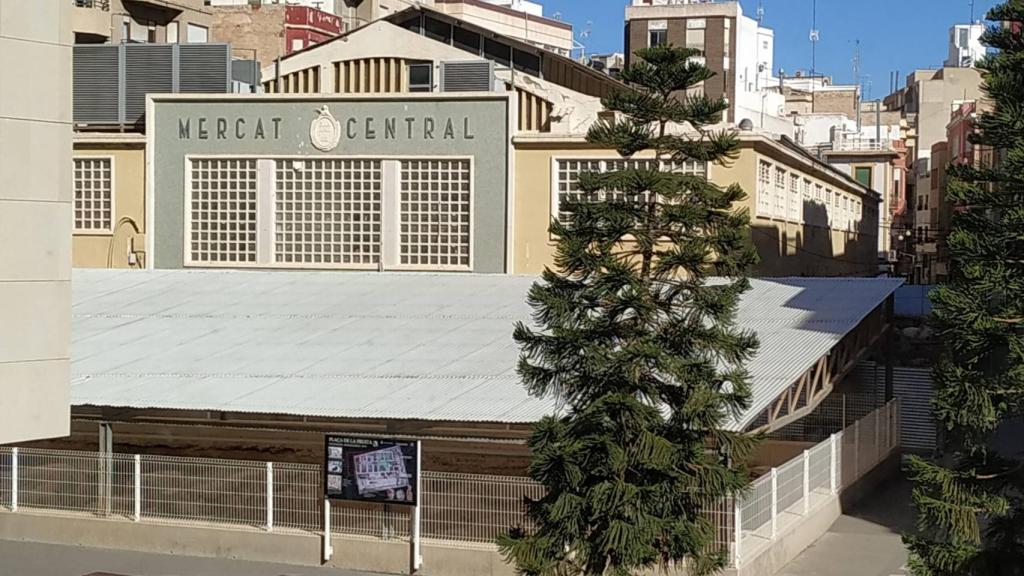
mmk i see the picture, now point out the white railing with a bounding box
[731,399,900,567]
[0,399,899,564]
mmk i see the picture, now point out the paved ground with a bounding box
[0,540,379,576]
[779,473,914,576]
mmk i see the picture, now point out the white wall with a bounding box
[0,0,72,444]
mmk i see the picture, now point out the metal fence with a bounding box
[732,399,900,567]
[0,399,900,567]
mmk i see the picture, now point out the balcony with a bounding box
[72,0,112,41]
[832,136,895,152]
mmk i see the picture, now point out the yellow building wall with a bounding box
[72,143,146,269]
[512,141,879,277]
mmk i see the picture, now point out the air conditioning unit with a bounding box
[440,61,494,93]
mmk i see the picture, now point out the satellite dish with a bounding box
[739,118,755,131]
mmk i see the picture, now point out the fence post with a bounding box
[875,407,882,466]
[323,498,333,562]
[411,440,423,572]
[770,468,778,539]
[802,449,810,514]
[10,448,17,512]
[133,454,141,522]
[733,496,742,568]
[266,462,274,532]
[854,419,861,480]
[829,433,838,494]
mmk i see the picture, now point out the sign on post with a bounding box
[324,436,420,506]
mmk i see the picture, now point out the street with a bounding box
[779,473,914,576]
[0,540,376,576]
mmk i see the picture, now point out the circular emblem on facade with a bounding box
[310,105,341,152]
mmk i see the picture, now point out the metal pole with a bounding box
[875,407,882,465]
[411,441,423,572]
[854,419,861,480]
[733,496,742,568]
[770,468,778,539]
[830,433,838,494]
[133,454,141,522]
[10,448,17,512]
[803,450,810,514]
[323,498,333,562]
[266,462,274,532]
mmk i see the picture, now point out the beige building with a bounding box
[72,135,147,269]
[335,0,573,55]
[0,0,72,443]
[514,132,880,277]
[72,0,213,44]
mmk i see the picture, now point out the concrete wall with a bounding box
[434,0,573,55]
[73,142,147,269]
[148,94,511,272]
[511,135,880,277]
[0,0,72,444]
[0,511,518,576]
[211,5,287,67]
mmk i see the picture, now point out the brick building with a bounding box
[211,3,344,67]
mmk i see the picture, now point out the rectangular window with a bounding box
[789,173,801,222]
[854,166,872,188]
[408,63,433,92]
[649,29,668,47]
[555,158,708,223]
[757,160,772,216]
[186,23,208,43]
[774,167,787,218]
[686,28,705,51]
[399,159,472,269]
[187,157,472,271]
[815,183,823,202]
[73,157,113,233]
[166,21,178,43]
[188,159,258,264]
[274,159,382,266]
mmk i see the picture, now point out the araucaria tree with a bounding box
[904,4,1024,574]
[498,45,760,576]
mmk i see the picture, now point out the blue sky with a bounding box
[543,0,999,99]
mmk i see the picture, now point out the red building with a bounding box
[284,5,344,54]
[211,3,346,67]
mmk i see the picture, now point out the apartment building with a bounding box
[624,0,788,134]
[211,3,344,66]
[334,0,574,55]
[0,0,72,443]
[71,0,212,44]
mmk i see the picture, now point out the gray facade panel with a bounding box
[151,97,510,272]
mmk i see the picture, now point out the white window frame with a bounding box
[73,155,116,235]
[186,23,209,43]
[183,155,474,272]
[788,173,801,223]
[756,159,772,217]
[166,21,178,43]
[549,156,711,226]
[773,166,787,219]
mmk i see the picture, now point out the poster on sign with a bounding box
[323,436,419,506]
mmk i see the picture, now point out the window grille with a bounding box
[774,166,787,218]
[757,160,772,217]
[789,173,801,222]
[188,159,258,264]
[399,160,472,269]
[554,158,708,223]
[73,157,113,233]
[275,160,382,267]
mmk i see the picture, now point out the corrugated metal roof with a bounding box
[71,270,902,430]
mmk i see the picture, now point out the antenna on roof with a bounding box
[552,11,562,21]
[756,0,765,24]
[810,0,819,77]
[970,0,976,22]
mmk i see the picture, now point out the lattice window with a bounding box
[788,173,801,222]
[399,159,472,269]
[815,183,823,203]
[73,158,113,232]
[275,159,382,267]
[555,158,709,222]
[774,166,787,218]
[188,159,258,264]
[757,160,772,217]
